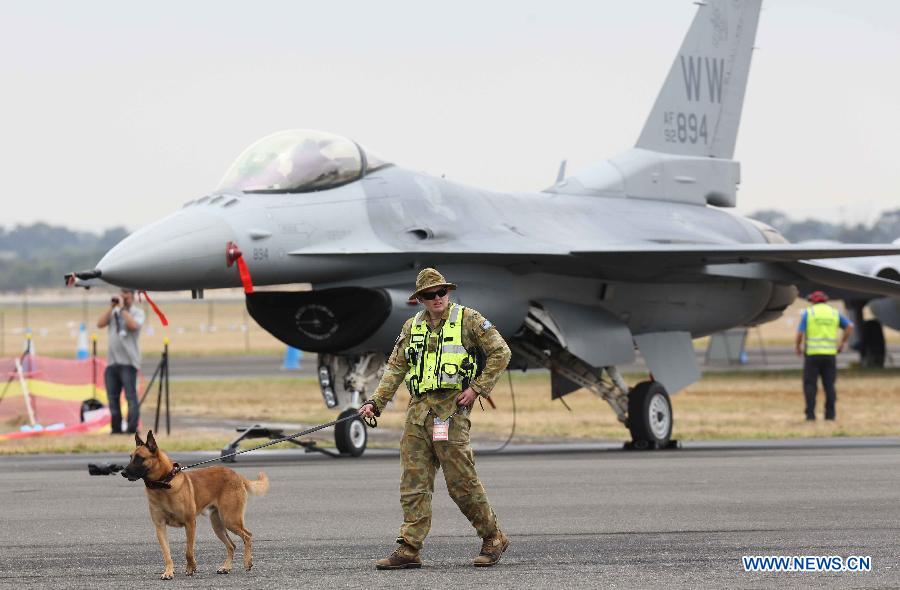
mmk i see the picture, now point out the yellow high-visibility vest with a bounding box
[805,303,840,356]
[405,303,478,395]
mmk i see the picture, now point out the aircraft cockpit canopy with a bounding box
[217,129,390,193]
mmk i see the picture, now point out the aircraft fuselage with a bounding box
[97,165,787,354]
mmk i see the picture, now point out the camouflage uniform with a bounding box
[367,304,511,550]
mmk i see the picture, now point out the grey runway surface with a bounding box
[2,439,899,589]
[150,346,900,381]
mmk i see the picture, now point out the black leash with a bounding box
[178,413,377,471]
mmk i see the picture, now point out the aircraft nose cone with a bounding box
[97,207,238,291]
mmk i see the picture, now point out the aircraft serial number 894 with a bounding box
[664,112,708,145]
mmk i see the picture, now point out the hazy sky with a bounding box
[1,0,898,232]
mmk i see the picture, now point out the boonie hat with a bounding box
[410,267,457,300]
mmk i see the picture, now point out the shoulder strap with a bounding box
[449,303,463,325]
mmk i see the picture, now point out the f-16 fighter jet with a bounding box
[71,0,900,455]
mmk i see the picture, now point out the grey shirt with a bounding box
[108,305,145,369]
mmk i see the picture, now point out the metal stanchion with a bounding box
[139,339,171,435]
[164,338,170,434]
[22,294,29,333]
[242,307,250,352]
[91,336,98,399]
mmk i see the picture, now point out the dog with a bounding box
[122,430,269,579]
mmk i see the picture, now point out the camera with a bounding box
[111,297,120,305]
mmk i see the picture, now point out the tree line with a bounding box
[0,223,128,292]
[750,208,900,244]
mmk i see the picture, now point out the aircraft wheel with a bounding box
[335,408,368,457]
[859,320,885,368]
[627,381,672,448]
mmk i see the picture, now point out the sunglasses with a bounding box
[419,288,448,301]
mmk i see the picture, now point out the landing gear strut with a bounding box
[859,319,886,368]
[509,340,630,423]
[848,301,887,368]
[511,334,678,450]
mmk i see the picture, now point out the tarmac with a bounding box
[2,438,899,589]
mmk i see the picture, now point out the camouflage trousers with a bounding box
[397,413,500,550]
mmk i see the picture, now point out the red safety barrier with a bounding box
[0,354,109,434]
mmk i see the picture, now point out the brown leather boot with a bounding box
[473,531,509,567]
[375,543,422,570]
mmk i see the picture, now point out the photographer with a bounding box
[97,289,145,434]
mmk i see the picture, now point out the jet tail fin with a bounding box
[636,0,762,159]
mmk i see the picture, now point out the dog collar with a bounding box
[143,463,181,490]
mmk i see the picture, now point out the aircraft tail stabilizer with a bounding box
[550,0,762,207]
[636,0,763,159]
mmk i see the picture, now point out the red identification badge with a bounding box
[432,417,449,441]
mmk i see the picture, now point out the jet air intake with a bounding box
[245,287,404,353]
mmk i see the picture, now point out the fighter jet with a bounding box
[70,0,900,455]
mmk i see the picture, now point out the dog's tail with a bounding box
[244,472,269,497]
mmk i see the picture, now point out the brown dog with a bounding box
[122,430,269,579]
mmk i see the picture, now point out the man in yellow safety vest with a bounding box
[794,291,854,420]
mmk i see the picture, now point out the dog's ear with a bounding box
[146,430,158,453]
[135,432,145,447]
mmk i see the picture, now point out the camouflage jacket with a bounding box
[368,305,511,425]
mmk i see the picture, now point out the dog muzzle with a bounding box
[121,467,146,481]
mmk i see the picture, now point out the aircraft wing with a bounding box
[574,245,900,298]
[701,260,900,299]
[290,243,900,262]
[568,244,900,265]
[290,242,900,298]
[785,260,900,299]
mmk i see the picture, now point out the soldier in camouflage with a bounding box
[359,268,511,569]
